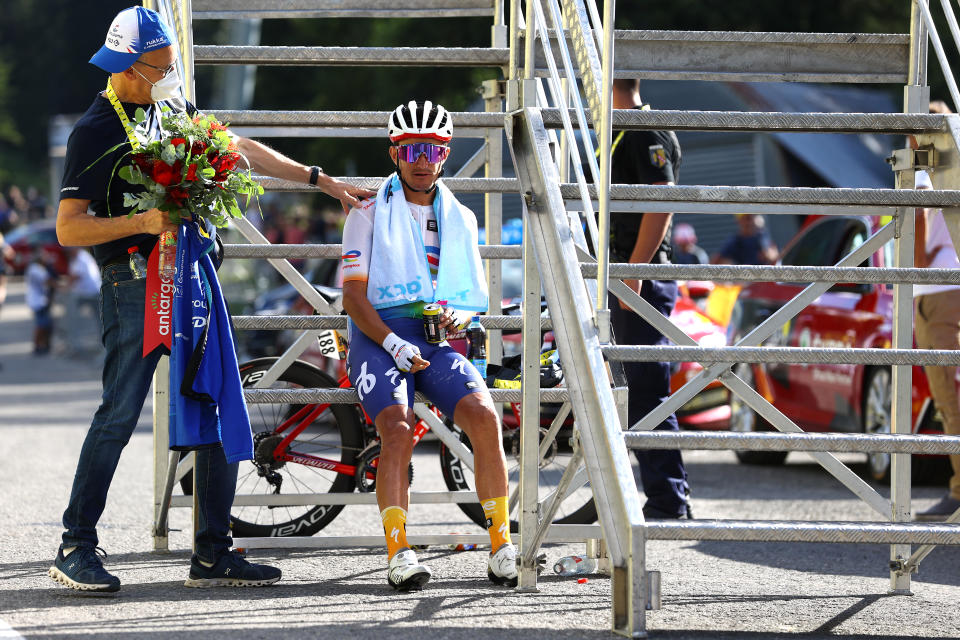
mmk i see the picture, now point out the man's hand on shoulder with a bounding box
[317,174,376,213]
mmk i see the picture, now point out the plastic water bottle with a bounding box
[127,246,147,279]
[466,315,487,379]
[158,229,177,281]
[553,554,597,576]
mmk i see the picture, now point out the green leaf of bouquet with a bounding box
[201,167,216,178]
[134,107,147,124]
[80,141,130,176]
[161,144,177,165]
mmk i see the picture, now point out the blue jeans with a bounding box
[61,263,237,562]
[610,279,689,517]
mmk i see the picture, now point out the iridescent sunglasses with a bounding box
[395,142,451,163]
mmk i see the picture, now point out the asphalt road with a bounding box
[1,277,958,639]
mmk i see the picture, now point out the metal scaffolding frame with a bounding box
[148,0,960,636]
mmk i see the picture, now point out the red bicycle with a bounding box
[179,355,599,538]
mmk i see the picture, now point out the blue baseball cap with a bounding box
[89,7,175,73]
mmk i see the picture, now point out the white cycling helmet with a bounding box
[388,100,453,143]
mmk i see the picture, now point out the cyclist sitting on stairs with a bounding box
[341,101,517,590]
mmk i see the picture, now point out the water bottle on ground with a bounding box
[466,315,487,379]
[553,554,597,576]
[158,229,177,281]
[127,246,147,279]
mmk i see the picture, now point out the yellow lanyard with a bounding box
[105,79,142,151]
[596,103,650,158]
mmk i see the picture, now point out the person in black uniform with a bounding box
[49,6,373,594]
[607,79,691,519]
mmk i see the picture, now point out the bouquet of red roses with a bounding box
[117,107,263,227]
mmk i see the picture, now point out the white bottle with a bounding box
[553,554,597,576]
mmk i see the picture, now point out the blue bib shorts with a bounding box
[347,316,487,423]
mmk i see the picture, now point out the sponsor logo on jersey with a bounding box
[342,250,361,263]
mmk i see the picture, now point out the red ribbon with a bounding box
[143,243,174,358]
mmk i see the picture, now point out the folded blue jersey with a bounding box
[168,220,253,463]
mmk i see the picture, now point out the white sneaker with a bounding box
[487,542,518,587]
[387,548,432,591]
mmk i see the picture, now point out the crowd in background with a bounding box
[0,184,51,233]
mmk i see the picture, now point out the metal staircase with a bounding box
[146,0,960,636]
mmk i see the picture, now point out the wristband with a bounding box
[309,165,322,186]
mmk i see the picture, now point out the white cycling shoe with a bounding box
[487,542,518,587]
[388,548,432,591]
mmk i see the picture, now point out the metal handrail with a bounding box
[624,430,960,455]
[917,0,960,109]
[604,345,960,367]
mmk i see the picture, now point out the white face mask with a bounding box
[149,69,182,102]
[133,66,182,102]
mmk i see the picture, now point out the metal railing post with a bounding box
[594,0,615,344]
[891,185,916,593]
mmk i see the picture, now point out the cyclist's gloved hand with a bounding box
[382,332,425,372]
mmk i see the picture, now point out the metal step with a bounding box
[606,109,946,134]
[528,29,909,84]
[193,45,508,68]
[211,109,504,139]
[192,0,495,20]
[213,108,946,140]
[250,176,960,208]
[195,30,907,84]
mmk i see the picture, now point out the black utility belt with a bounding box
[101,255,129,269]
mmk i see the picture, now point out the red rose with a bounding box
[132,154,152,173]
[213,154,239,175]
[171,137,187,147]
[168,186,190,206]
[151,161,176,187]
[190,140,206,156]
[185,164,199,182]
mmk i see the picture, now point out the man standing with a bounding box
[607,79,691,519]
[713,214,779,265]
[672,222,709,265]
[913,155,960,521]
[50,6,372,593]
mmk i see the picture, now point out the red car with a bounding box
[726,215,949,482]
[670,282,732,430]
[3,219,69,276]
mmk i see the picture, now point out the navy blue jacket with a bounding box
[169,220,253,463]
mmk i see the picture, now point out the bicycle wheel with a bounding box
[180,357,365,537]
[439,409,597,531]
